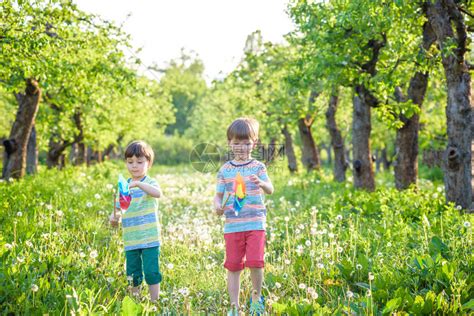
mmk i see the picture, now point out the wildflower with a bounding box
[178,287,190,297]
[464,221,471,228]
[347,290,354,298]
[307,287,318,299]
[94,193,101,199]
[296,245,304,256]
[5,243,13,250]
[275,282,281,289]
[368,272,374,281]
[31,284,39,292]
[167,263,174,270]
[89,250,98,259]
[86,202,93,208]
[284,216,290,222]
[336,215,343,221]
[299,283,307,290]
[16,211,22,217]
[356,264,362,270]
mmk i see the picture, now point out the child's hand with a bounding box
[129,181,139,189]
[249,175,263,187]
[109,210,121,227]
[214,202,224,216]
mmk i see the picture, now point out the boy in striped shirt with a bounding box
[214,118,274,315]
[109,141,162,302]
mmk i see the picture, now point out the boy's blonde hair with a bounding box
[124,140,154,166]
[227,117,259,141]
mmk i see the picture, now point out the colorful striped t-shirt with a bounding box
[117,176,160,251]
[216,159,270,234]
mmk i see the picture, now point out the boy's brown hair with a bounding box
[124,140,154,166]
[227,117,259,141]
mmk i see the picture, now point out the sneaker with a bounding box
[249,295,265,315]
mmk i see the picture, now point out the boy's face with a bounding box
[228,138,255,160]
[126,155,149,179]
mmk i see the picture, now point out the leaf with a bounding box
[462,299,474,311]
[429,236,449,258]
[383,297,402,314]
[121,296,142,316]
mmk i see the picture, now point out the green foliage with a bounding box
[0,0,175,154]
[0,162,472,314]
[160,51,207,136]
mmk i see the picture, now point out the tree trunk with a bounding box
[394,21,436,190]
[26,125,38,174]
[352,89,375,191]
[426,1,473,210]
[422,149,444,168]
[375,149,381,173]
[103,144,115,160]
[46,103,75,169]
[325,93,347,182]
[350,35,385,190]
[472,139,474,209]
[381,148,391,171]
[282,125,298,173]
[298,116,321,171]
[86,146,93,166]
[2,79,41,179]
[47,137,70,169]
[266,137,278,164]
[323,144,332,166]
[72,109,86,165]
[96,150,103,163]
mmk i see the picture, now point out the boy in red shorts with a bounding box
[214,118,274,315]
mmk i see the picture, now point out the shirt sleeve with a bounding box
[216,168,225,194]
[257,163,269,182]
[147,177,160,188]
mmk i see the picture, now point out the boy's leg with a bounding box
[149,283,160,302]
[142,246,162,302]
[227,270,242,308]
[224,232,246,308]
[249,268,263,301]
[244,230,266,302]
[125,249,144,296]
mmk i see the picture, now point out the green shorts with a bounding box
[125,246,162,286]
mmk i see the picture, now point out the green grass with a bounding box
[0,161,472,315]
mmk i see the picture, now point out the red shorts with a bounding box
[224,230,265,271]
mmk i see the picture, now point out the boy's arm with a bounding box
[249,175,274,195]
[130,181,162,198]
[214,193,224,215]
[259,180,274,195]
[257,163,273,194]
[109,207,122,227]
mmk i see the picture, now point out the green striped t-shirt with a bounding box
[117,176,160,251]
